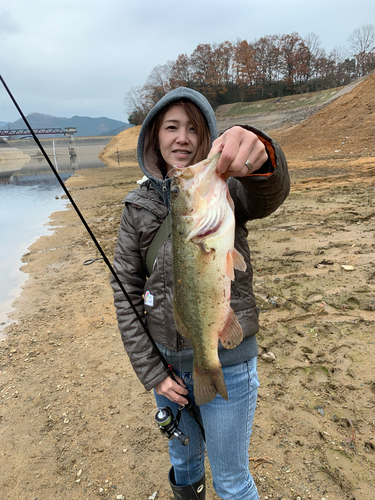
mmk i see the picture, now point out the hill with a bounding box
[215,77,367,133]
[98,125,141,167]
[0,113,132,137]
[272,72,375,161]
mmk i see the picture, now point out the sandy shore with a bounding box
[1,152,374,499]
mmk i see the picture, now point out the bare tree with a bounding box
[124,86,153,125]
[144,62,174,101]
[304,32,325,81]
[348,24,375,76]
[348,24,375,53]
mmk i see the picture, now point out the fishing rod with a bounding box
[0,74,205,443]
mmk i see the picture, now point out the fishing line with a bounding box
[0,73,172,377]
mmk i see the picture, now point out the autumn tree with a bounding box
[190,43,229,107]
[279,32,310,91]
[125,28,375,123]
[316,47,352,89]
[253,35,281,98]
[169,54,192,88]
[232,39,257,101]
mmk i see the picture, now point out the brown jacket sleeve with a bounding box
[110,199,169,391]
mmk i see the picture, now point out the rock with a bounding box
[261,351,276,362]
[317,406,325,416]
[341,265,355,271]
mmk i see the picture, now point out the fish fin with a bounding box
[226,249,246,280]
[193,364,228,406]
[219,309,243,349]
[232,248,246,272]
[226,250,235,280]
[173,302,191,339]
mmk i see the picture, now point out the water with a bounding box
[0,136,111,334]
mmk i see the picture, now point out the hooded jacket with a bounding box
[111,88,290,391]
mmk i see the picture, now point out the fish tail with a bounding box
[193,364,228,406]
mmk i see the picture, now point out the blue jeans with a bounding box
[154,357,260,500]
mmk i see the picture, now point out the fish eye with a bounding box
[171,186,179,196]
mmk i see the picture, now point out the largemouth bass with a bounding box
[171,153,246,406]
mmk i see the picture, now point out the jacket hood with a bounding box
[137,87,218,206]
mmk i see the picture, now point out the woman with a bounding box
[111,87,290,500]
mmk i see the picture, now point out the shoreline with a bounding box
[0,160,374,499]
[0,181,68,335]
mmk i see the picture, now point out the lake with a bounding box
[0,136,112,334]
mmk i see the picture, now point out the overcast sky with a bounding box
[1,0,374,124]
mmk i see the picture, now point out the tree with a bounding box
[212,41,234,87]
[279,32,309,92]
[348,24,375,76]
[232,39,257,100]
[124,86,153,125]
[253,35,281,97]
[169,54,192,88]
[190,43,228,106]
[303,33,325,85]
[144,62,174,103]
[317,47,351,88]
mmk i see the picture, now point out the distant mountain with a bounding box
[0,113,132,137]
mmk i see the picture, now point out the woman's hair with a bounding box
[149,99,211,172]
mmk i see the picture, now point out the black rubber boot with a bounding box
[168,467,206,500]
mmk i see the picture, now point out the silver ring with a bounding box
[245,160,253,171]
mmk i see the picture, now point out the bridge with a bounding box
[0,126,78,156]
[0,128,67,137]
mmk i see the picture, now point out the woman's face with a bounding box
[158,104,198,173]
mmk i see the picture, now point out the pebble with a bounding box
[261,352,276,362]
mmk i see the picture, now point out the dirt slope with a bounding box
[273,73,375,161]
[98,125,141,167]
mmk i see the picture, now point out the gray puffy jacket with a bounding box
[111,88,290,390]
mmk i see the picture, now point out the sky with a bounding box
[0,0,374,124]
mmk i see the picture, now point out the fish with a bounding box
[171,153,247,406]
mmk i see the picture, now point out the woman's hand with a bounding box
[154,374,189,406]
[209,126,268,179]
